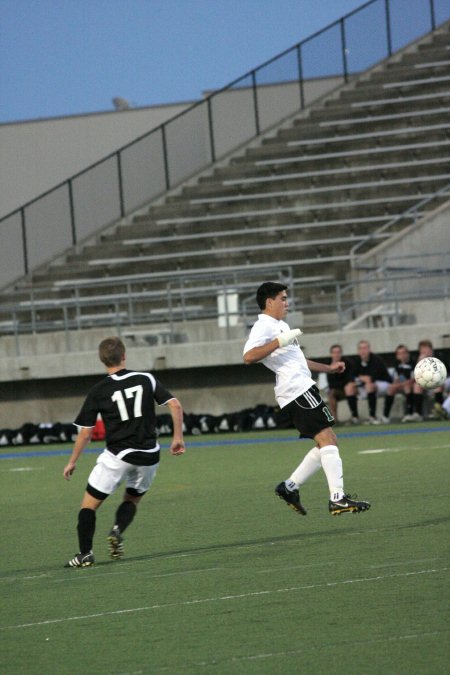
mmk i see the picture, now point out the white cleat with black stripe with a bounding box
[64,551,95,567]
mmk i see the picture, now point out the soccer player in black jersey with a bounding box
[346,340,392,424]
[412,339,449,420]
[326,344,356,424]
[380,344,415,423]
[63,337,185,567]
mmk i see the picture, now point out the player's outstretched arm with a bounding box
[63,426,93,480]
[167,397,185,456]
[307,359,346,374]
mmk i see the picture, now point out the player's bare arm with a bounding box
[167,397,185,455]
[307,359,346,374]
[243,339,280,364]
[63,426,93,480]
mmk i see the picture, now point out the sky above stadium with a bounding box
[1,0,366,124]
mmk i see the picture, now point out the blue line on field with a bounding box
[0,425,448,460]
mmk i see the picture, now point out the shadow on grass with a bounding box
[3,514,449,578]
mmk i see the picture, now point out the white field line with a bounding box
[153,630,448,672]
[0,467,44,472]
[1,567,448,631]
[255,557,441,575]
[359,444,450,454]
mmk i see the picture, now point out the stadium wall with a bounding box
[1,323,449,427]
[0,102,192,219]
[354,201,450,272]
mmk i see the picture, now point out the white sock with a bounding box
[287,446,321,487]
[319,445,344,501]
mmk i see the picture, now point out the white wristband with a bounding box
[277,328,302,348]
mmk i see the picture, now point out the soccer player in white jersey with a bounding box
[63,337,185,567]
[243,282,370,516]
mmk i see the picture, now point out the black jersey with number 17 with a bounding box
[74,369,174,458]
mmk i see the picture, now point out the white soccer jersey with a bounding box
[243,313,315,408]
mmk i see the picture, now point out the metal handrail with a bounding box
[350,180,450,267]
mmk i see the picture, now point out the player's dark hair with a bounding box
[418,339,433,350]
[256,281,288,310]
[330,344,342,352]
[395,344,408,352]
[99,337,125,367]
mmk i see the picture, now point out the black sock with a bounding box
[346,395,358,417]
[77,508,96,554]
[115,501,137,533]
[434,392,444,405]
[413,393,423,415]
[406,392,414,415]
[368,392,377,417]
[383,394,394,417]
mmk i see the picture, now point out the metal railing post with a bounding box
[207,97,216,163]
[63,305,71,351]
[13,312,20,356]
[67,179,76,245]
[385,0,393,57]
[429,0,436,30]
[336,283,342,330]
[297,44,305,110]
[251,71,260,136]
[20,208,29,275]
[340,18,349,83]
[161,125,170,191]
[116,152,126,218]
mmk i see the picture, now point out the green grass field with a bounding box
[1,423,449,674]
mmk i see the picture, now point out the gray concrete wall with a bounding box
[1,320,448,427]
[355,200,450,271]
[0,102,192,219]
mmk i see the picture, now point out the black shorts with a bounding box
[284,385,335,439]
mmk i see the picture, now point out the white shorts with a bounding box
[375,380,391,396]
[88,450,159,497]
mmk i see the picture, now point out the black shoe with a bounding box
[107,526,124,559]
[275,482,307,515]
[64,551,95,568]
[329,494,371,516]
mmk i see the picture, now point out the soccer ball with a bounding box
[414,357,447,390]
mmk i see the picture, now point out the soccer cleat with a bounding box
[431,403,446,420]
[379,415,390,424]
[107,526,124,559]
[365,416,381,425]
[275,482,307,515]
[64,551,95,568]
[329,494,371,516]
[350,417,360,425]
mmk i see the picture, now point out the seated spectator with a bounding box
[413,339,449,420]
[442,388,450,420]
[346,340,392,424]
[326,344,357,424]
[381,344,416,423]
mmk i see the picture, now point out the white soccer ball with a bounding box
[414,357,447,390]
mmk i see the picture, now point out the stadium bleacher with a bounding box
[0,17,449,339]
